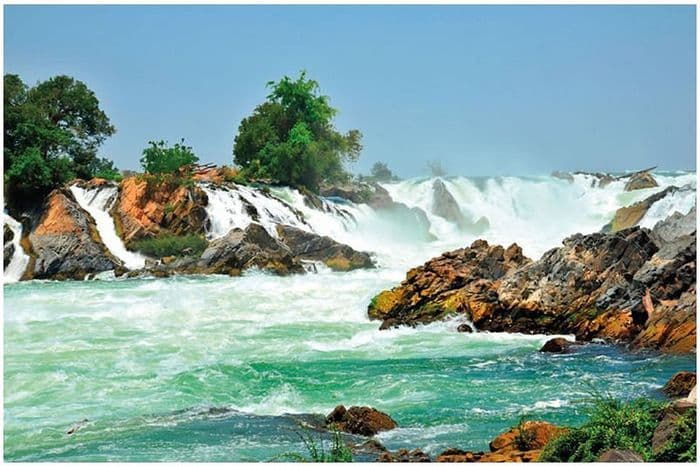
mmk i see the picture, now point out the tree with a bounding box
[4,74,116,205]
[427,159,446,177]
[233,71,362,192]
[140,139,198,175]
[370,162,397,181]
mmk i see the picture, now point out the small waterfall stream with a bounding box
[3,213,30,283]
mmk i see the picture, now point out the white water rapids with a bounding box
[3,213,30,283]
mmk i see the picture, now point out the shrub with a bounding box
[653,408,697,462]
[131,234,207,258]
[140,139,198,175]
[539,397,666,462]
[513,416,536,451]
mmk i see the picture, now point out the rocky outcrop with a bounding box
[275,225,374,271]
[650,206,696,246]
[27,188,122,280]
[539,337,579,353]
[597,449,644,462]
[604,186,678,232]
[379,449,430,463]
[368,240,530,329]
[319,181,392,209]
[4,223,15,268]
[662,372,697,398]
[431,179,488,233]
[326,405,397,437]
[115,176,209,247]
[436,421,565,463]
[624,171,658,191]
[369,225,695,353]
[651,402,696,456]
[193,223,303,276]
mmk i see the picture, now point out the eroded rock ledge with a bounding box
[368,225,696,353]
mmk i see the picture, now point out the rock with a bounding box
[604,186,678,232]
[572,171,616,188]
[65,418,89,436]
[4,223,15,269]
[457,323,473,333]
[326,405,397,436]
[551,171,574,183]
[651,206,696,247]
[368,240,530,329]
[432,179,467,227]
[28,188,122,280]
[319,181,392,209]
[351,438,388,455]
[378,448,430,463]
[275,225,374,271]
[662,372,697,398]
[115,176,209,247]
[539,337,577,353]
[624,171,659,191]
[597,449,644,462]
[652,403,696,454]
[195,223,303,276]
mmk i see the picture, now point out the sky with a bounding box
[3,5,696,177]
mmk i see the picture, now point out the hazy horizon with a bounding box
[4,5,696,177]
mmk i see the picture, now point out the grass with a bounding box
[131,234,207,258]
[276,428,353,463]
[539,394,679,462]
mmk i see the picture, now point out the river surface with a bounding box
[3,172,697,461]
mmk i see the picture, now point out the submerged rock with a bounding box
[539,337,578,353]
[662,372,697,398]
[195,223,303,276]
[275,225,374,271]
[368,240,530,329]
[326,405,397,437]
[28,188,122,280]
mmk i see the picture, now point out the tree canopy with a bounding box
[140,139,199,175]
[233,71,362,192]
[369,162,399,182]
[4,74,118,205]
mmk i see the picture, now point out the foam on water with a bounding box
[3,213,30,283]
[70,185,146,269]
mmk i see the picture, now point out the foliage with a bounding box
[513,416,536,451]
[4,74,116,205]
[278,428,353,462]
[233,70,362,192]
[369,161,399,182]
[539,396,667,462]
[91,157,123,182]
[140,139,199,175]
[652,408,697,463]
[131,234,207,258]
[427,159,446,177]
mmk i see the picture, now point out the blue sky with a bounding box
[4,5,696,176]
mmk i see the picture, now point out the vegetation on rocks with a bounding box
[131,234,207,258]
[233,71,362,193]
[140,139,198,175]
[280,428,353,463]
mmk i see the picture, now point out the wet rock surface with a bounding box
[604,186,680,232]
[4,223,15,268]
[326,405,397,437]
[624,170,659,191]
[662,372,697,398]
[539,337,578,353]
[27,188,122,280]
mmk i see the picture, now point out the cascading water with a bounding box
[70,185,146,270]
[3,213,30,283]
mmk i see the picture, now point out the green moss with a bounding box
[131,234,207,258]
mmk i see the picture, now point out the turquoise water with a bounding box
[4,273,695,461]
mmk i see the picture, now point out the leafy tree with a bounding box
[370,161,397,181]
[233,71,362,192]
[140,139,199,175]
[4,74,116,205]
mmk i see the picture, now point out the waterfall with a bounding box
[3,213,30,283]
[70,185,146,270]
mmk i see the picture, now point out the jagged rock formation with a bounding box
[326,405,397,436]
[604,186,679,232]
[276,225,374,271]
[27,188,122,280]
[624,170,658,191]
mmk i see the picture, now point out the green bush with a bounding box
[278,428,353,462]
[513,416,536,451]
[140,139,198,175]
[653,408,697,463]
[131,234,207,258]
[540,397,666,462]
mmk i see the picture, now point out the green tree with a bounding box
[4,74,116,205]
[370,161,397,181]
[140,139,199,175]
[233,71,362,192]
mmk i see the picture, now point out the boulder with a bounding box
[4,223,15,269]
[604,186,678,232]
[368,240,530,329]
[275,224,374,271]
[539,337,577,353]
[597,449,644,462]
[115,176,209,246]
[326,405,397,437]
[650,206,696,247]
[378,449,430,463]
[662,372,697,398]
[28,188,122,280]
[195,223,303,276]
[457,323,474,333]
[319,181,392,209]
[624,171,659,191]
[432,179,466,227]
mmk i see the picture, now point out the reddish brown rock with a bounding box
[378,448,430,462]
[662,371,697,398]
[539,338,577,353]
[597,449,644,462]
[368,240,531,329]
[115,175,209,246]
[326,405,397,437]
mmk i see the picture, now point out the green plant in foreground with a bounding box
[277,428,353,462]
[539,396,668,462]
[513,416,536,451]
[131,234,207,258]
[653,408,697,463]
